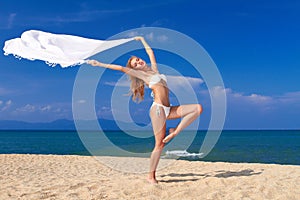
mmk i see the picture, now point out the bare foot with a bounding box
[147,177,158,184]
[163,128,177,143]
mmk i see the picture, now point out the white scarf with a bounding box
[3,30,134,67]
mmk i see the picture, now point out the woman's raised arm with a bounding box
[134,36,158,73]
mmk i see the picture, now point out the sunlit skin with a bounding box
[88,36,203,184]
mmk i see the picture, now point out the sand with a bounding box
[0,154,299,200]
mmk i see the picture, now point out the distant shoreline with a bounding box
[1,119,299,131]
[0,129,299,131]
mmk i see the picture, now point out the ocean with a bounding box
[0,130,299,165]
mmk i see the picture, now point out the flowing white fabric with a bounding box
[3,30,134,67]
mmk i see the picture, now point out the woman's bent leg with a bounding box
[163,104,202,143]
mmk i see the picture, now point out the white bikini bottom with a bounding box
[151,102,170,117]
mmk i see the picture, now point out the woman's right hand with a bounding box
[87,60,102,67]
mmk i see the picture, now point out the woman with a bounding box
[88,36,202,184]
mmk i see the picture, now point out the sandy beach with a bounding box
[0,154,299,200]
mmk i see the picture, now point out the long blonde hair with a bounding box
[126,56,145,103]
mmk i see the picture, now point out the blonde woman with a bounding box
[88,36,202,184]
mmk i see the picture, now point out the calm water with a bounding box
[0,130,299,165]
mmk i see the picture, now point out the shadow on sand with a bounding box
[159,169,263,183]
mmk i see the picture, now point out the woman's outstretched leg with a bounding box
[148,105,166,184]
[163,104,202,143]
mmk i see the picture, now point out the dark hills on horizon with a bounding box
[0,119,148,131]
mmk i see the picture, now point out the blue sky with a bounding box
[0,0,299,129]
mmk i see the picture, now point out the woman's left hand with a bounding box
[134,36,144,41]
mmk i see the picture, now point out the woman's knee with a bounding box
[195,104,203,115]
[154,142,165,151]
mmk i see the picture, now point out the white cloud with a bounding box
[97,106,112,119]
[77,100,87,104]
[156,35,169,42]
[126,31,139,37]
[0,13,16,30]
[14,102,71,115]
[146,32,169,42]
[40,105,51,112]
[150,18,170,27]
[238,93,272,105]
[247,94,272,104]
[207,87,300,116]
[102,106,110,109]
[104,75,203,89]
[145,32,154,41]
[6,102,73,122]
[277,91,300,104]
[167,75,204,89]
[100,106,111,111]
[125,31,169,43]
[0,100,12,111]
[7,13,16,29]
[207,86,229,97]
[209,86,272,105]
[0,87,12,95]
[16,104,36,113]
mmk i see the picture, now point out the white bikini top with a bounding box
[149,74,167,88]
